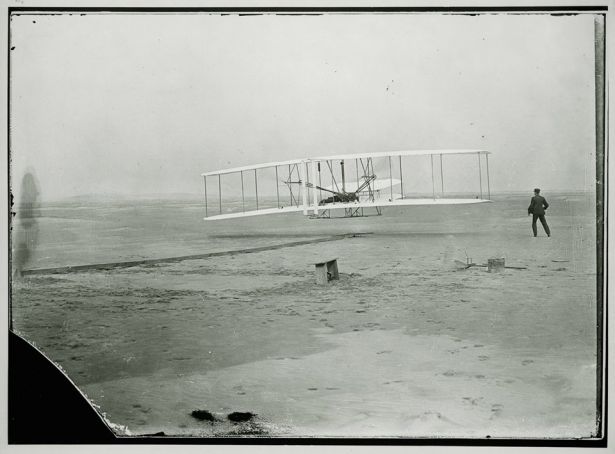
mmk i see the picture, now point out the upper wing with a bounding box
[201,158,307,177]
[311,149,489,162]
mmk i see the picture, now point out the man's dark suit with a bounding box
[528,195,550,237]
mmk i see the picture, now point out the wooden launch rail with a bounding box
[20,233,371,276]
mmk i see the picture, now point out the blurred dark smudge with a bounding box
[13,171,40,278]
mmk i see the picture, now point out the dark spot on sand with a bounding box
[132,403,142,408]
[227,411,256,422]
[522,359,534,365]
[376,350,392,355]
[307,387,318,391]
[478,355,489,361]
[191,409,217,422]
[442,370,457,377]
[355,310,366,313]
[474,344,484,348]
[475,374,486,379]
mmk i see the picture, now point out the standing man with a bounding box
[528,188,551,237]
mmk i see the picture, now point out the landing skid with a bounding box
[308,207,383,219]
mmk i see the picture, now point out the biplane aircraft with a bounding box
[201,149,491,220]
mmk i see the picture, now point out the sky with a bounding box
[9,12,598,201]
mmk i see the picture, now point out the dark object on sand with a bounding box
[314,258,339,284]
[487,258,505,273]
[227,411,256,422]
[191,409,217,421]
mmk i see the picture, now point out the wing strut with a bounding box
[399,156,404,199]
[388,156,393,200]
[440,154,444,194]
[486,153,491,199]
[241,171,245,212]
[478,152,483,199]
[430,155,435,200]
[203,176,208,217]
[275,166,280,208]
[254,169,259,210]
[311,160,319,216]
[218,175,222,214]
[301,162,308,215]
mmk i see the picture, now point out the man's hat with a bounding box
[534,188,541,193]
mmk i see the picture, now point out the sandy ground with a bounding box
[11,193,599,438]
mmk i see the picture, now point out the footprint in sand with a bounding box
[475,374,486,379]
[522,359,534,366]
[478,355,489,361]
[462,397,482,406]
[442,370,457,377]
[491,403,503,417]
